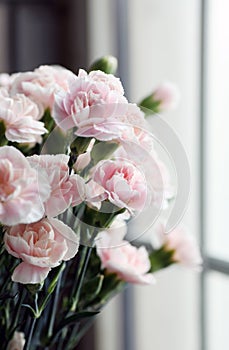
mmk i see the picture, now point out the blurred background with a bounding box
[0,0,228,349]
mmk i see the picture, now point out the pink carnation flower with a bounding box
[0,92,47,143]
[10,65,75,111]
[157,223,202,269]
[52,69,129,140]
[0,73,11,88]
[80,69,124,94]
[0,73,17,90]
[92,159,147,212]
[118,126,157,163]
[28,154,85,217]
[4,217,79,284]
[0,146,50,226]
[0,87,9,100]
[118,103,146,128]
[83,103,146,142]
[117,127,174,209]
[96,221,155,285]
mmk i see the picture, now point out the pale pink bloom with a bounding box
[83,180,107,210]
[28,154,85,217]
[117,127,174,209]
[145,158,173,209]
[90,104,146,142]
[153,82,180,111]
[0,146,50,226]
[119,126,156,160]
[0,92,47,143]
[0,72,19,91]
[75,114,129,141]
[96,221,155,285]
[79,69,124,95]
[96,217,128,246]
[74,138,95,172]
[157,223,202,269]
[10,65,75,111]
[4,217,79,284]
[7,331,25,350]
[0,73,12,89]
[70,174,88,207]
[0,87,9,99]
[92,160,147,212]
[53,69,128,140]
[118,103,146,128]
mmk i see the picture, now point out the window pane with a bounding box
[205,0,229,261]
[206,272,229,350]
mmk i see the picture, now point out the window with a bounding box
[1,1,227,348]
[90,1,201,349]
[201,0,229,349]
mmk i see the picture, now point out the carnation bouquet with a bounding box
[0,56,202,350]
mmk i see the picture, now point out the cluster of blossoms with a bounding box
[0,58,201,350]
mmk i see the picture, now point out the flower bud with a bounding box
[140,82,180,115]
[89,55,118,74]
[150,223,202,271]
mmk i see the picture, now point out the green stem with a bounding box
[65,324,80,350]
[0,274,11,295]
[9,289,25,335]
[57,332,65,350]
[70,207,121,313]
[4,301,10,331]
[70,245,93,312]
[38,263,65,317]
[24,293,38,350]
[47,269,63,338]
[25,317,37,350]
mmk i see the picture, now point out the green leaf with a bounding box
[60,311,100,329]
[0,121,7,146]
[42,108,55,134]
[48,262,66,294]
[70,136,92,156]
[91,141,118,163]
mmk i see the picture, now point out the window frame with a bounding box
[200,1,229,349]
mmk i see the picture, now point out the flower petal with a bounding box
[12,262,50,284]
[48,217,79,260]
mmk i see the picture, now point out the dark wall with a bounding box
[0,1,95,349]
[0,0,88,74]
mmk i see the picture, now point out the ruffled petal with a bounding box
[12,262,50,284]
